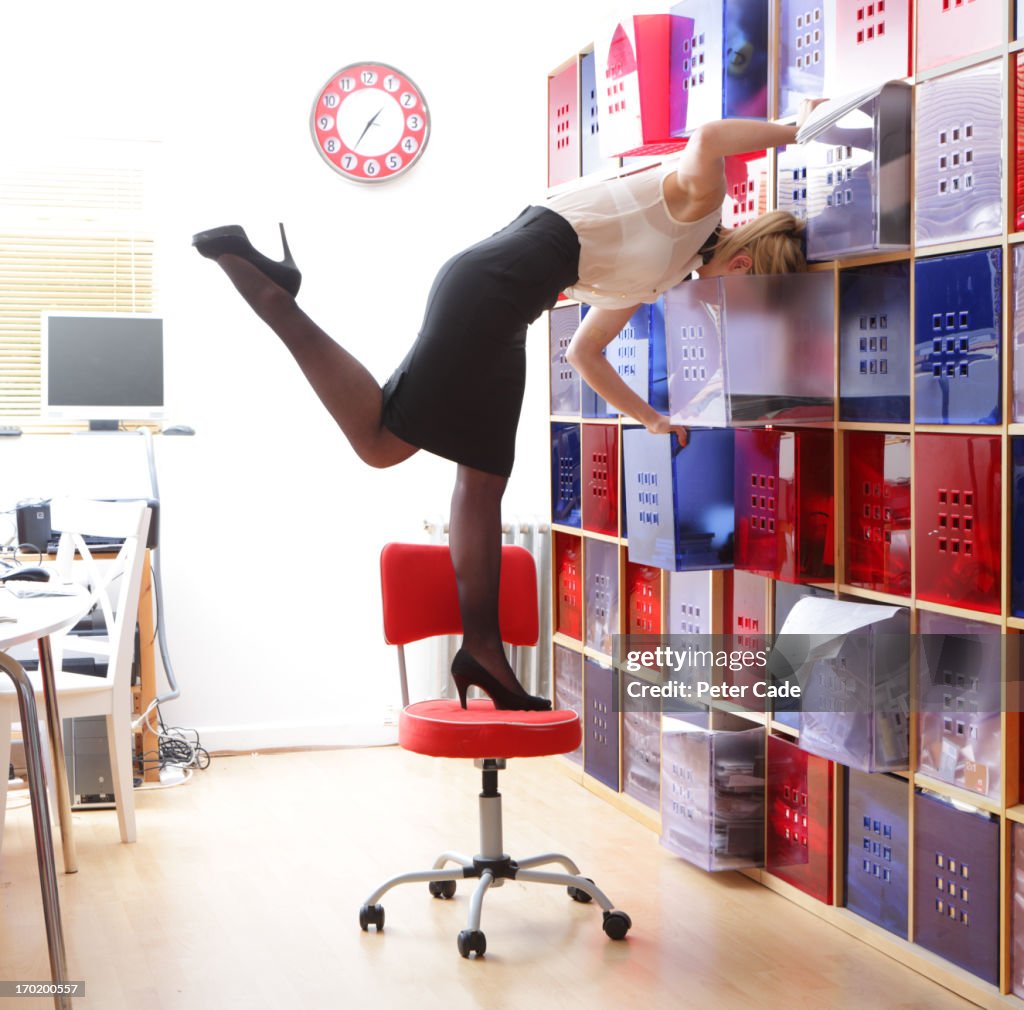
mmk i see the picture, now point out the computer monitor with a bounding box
[41,312,164,427]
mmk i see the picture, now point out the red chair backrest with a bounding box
[380,542,539,647]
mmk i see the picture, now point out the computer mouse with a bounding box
[0,566,50,583]
[162,424,196,436]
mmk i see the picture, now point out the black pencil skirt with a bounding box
[380,205,581,478]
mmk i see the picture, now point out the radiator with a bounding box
[422,516,551,700]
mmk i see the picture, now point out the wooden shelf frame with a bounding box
[545,7,1024,1007]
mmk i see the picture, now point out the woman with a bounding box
[192,102,820,710]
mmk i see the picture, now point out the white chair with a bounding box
[0,498,151,848]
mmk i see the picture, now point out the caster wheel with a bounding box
[457,928,487,959]
[567,877,594,903]
[602,910,632,940]
[359,903,385,932]
[429,880,457,899]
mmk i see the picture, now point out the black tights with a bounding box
[214,253,524,694]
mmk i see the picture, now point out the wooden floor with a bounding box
[0,747,978,1010]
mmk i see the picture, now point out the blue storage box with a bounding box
[801,81,911,261]
[668,0,769,136]
[778,0,828,118]
[622,427,735,571]
[579,50,608,177]
[914,248,1002,425]
[839,262,910,423]
[606,301,668,414]
[846,768,909,939]
[551,422,581,527]
[584,658,619,790]
[913,790,1000,984]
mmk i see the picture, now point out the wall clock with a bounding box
[311,62,430,183]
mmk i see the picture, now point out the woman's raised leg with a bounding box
[213,253,417,469]
[448,465,550,708]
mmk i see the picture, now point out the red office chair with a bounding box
[359,542,631,959]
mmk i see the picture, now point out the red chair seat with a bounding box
[399,699,582,759]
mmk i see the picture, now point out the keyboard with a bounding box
[45,535,125,553]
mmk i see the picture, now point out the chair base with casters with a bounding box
[358,699,632,959]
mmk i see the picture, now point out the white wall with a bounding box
[0,0,621,749]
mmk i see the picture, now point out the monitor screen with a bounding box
[42,312,164,422]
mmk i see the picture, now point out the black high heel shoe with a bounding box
[191,223,302,297]
[451,649,552,712]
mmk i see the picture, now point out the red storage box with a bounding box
[734,427,834,584]
[594,13,689,157]
[582,424,619,537]
[914,434,1001,614]
[766,734,834,903]
[844,431,911,595]
[626,560,662,635]
[554,531,583,640]
[548,61,580,188]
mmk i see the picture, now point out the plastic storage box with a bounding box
[801,81,911,262]
[550,304,582,416]
[733,427,834,584]
[780,596,911,773]
[622,427,735,571]
[584,538,619,656]
[916,611,1001,801]
[666,272,834,427]
[914,248,1002,426]
[844,430,911,595]
[912,789,999,984]
[594,13,690,157]
[914,60,1003,248]
[838,262,911,423]
[668,0,769,136]
[766,733,834,902]
[584,658,619,790]
[622,674,661,810]
[553,643,583,764]
[914,433,1002,614]
[660,717,765,871]
[846,768,909,939]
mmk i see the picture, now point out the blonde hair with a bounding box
[707,210,807,275]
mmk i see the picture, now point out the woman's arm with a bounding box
[566,305,690,441]
[672,100,823,212]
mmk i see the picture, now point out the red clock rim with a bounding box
[310,60,430,184]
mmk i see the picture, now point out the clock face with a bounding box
[311,62,430,183]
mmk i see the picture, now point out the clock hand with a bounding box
[353,107,385,150]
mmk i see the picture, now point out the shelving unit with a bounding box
[546,3,1024,1006]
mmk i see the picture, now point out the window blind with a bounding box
[0,142,157,420]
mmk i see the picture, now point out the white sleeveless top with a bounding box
[546,167,721,309]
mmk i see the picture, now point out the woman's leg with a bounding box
[214,253,417,469]
[448,465,530,695]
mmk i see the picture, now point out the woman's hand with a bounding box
[645,415,689,447]
[795,97,829,131]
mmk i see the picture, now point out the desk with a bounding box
[0,584,91,1010]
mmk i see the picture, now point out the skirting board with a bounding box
[197,723,399,753]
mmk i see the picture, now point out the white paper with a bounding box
[796,80,907,143]
[778,596,903,638]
